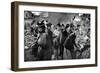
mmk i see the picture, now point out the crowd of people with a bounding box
[24,15,90,61]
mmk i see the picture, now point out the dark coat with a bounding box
[63,32,76,52]
[59,30,69,45]
[37,32,53,60]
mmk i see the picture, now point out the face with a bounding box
[47,26,51,30]
[38,28,43,32]
[62,26,65,30]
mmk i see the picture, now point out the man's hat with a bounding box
[61,24,64,27]
[46,23,52,27]
[70,23,74,28]
[56,23,61,27]
[65,24,69,29]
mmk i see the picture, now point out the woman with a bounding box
[36,21,54,60]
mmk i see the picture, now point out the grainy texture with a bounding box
[24,11,90,61]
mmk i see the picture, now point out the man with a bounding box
[58,24,69,59]
[53,23,61,37]
[46,23,53,38]
[63,23,79,59]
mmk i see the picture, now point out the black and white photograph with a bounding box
[24,11,91,61]
[11,2,97,71]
